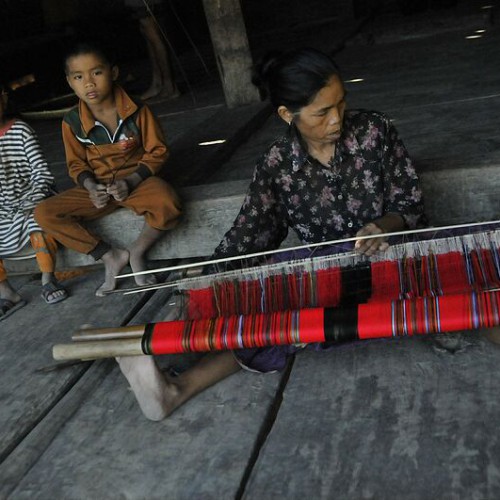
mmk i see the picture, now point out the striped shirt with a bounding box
[0,119,55,256]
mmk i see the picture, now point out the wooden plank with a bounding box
[5,149,500,274]
[244,333,500,499]
[420,164,500,225]
[2,287,285,499]
[2,179,250,273]
[334,28,500,160]
[0,270,145,470]
[202,0,260,108]
[164,101,272,186]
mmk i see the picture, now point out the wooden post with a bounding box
[202,0,260,108]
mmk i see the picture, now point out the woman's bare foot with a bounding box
[96,248,130,297]
[116,356,180,421]
[117,352,240,421]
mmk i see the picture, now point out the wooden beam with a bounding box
[202,0,260,108]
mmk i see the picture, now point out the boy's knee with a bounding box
[34,198,53,225]
[33,200,44,222]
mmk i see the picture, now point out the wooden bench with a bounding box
[4,154,500,274]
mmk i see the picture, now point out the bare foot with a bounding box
[140,83,162,101]
[129,252,157,287]
[142,86,180,103]
[157,87,181,100]
[96,248,130,297]
[0,280,22,304]
[116,356,180,421]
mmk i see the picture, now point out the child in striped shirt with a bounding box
[0,85,68,321]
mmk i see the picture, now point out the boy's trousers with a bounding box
[34,177,181,258]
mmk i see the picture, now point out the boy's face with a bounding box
[66,53,118,107]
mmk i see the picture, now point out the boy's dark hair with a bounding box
[64,42,116,74]
[252,48,342,112]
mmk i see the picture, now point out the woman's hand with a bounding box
[354,214,405,256]
[354,222,388,256]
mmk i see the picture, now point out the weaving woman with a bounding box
[117,47,427,420]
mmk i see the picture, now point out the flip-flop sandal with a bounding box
[41,281,68,304]
[0,299,27,321]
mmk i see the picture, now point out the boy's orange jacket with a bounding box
[61,85,168,187]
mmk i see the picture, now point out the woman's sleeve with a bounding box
[212,162,289,259]
[381,119,427,229]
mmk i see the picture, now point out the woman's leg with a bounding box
[117,352,241,421]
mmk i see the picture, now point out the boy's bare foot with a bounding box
[116,356,180,421]
[129,252,157,287]
[96,248,130,297]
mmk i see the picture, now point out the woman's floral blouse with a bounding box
[213,109,426,258]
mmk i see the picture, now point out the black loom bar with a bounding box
[141,323,156,355]
[323,306,358,342]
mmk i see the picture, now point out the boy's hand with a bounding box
[88,183,111,209]
[106,180,129,202]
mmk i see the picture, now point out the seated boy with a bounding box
[35,42,181,296]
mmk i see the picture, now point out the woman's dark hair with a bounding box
[252,48,342,111]
[64,41,116,74]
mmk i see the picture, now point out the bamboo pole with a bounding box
[72,324,146,342]
[53,338,144,361]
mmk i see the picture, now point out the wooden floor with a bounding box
[2,2,500,498]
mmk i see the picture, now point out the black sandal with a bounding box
[41,281,68,304]
[0,298,27,321]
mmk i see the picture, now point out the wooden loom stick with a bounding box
[53,338,144,361]
[105,221,500,298]
[115,219,500,280]
[72,324,146,342]
[53,290,500,361]
[54,226,500,361]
